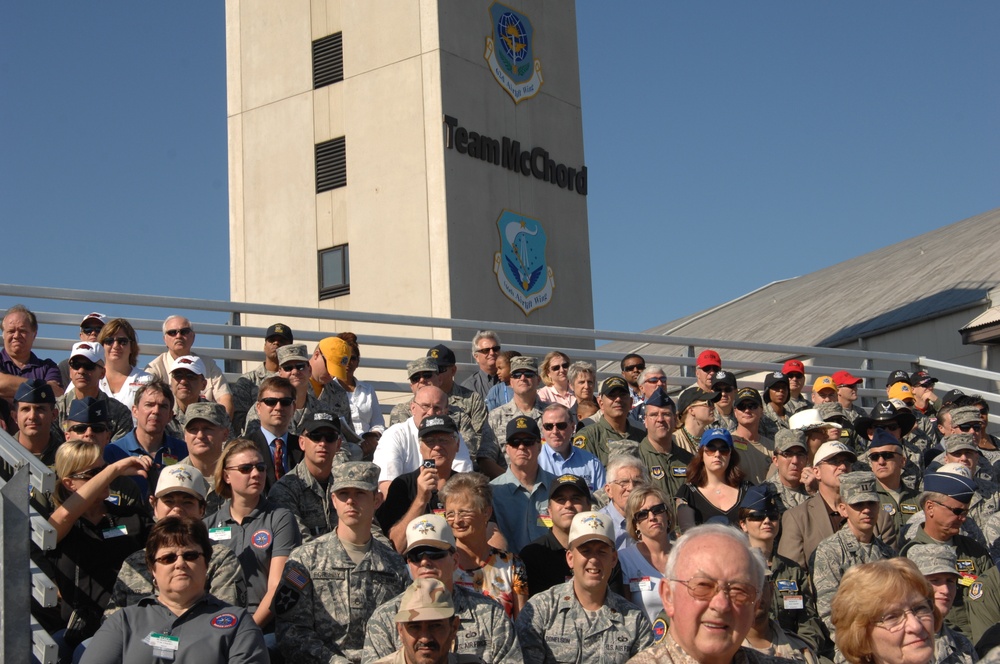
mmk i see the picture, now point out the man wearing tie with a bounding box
[248,376,303,490]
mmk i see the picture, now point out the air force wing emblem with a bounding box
[484,2,543,103]
[493,210,554,316]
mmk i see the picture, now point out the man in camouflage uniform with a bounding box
[372,578,484,664]
[428,344,488,460]
[710,370,738,432]
[515,511,653,662]
[230,323,293,433]
[275,461,410,663]
[765,429,810,513]
[362,514,523,664]
[760,371,792,441]
[938,408,1000,484]
[865,429,921,533]
[482,355,547,470]
[742,570,818,664]
[855,400,931,478]
[831,370,867,423]
[104,464,246,617]
[905,544,978,664]
[782,360,810,416]
[935,433,1000,525]
[811,471,894,648]
[730,387,776,485]
[637,388,692,502]
[389,357,443,425]
[574,376,645,466]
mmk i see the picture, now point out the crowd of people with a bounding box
[2,303,1000,664]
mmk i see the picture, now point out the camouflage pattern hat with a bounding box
[606,439,641,460]
[393,578,455,623]
[774,429,807,453]
[184,402,230,429]
[276,343,309,366]
[905,543,959,578]
[943,433,979,455]
[14,379,55,404]
[403,514,455,554]
[950,406,983,428]
[816,402,848,422]
[67,397,108,423]
[331,461,379,493]
[509,356,538,374]
[407,356,439,378]
[838,471,879,505]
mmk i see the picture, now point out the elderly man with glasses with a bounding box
[536,403,605,493]
[145,314,233,418]
[628,364,669,429]
[461,330,502,401]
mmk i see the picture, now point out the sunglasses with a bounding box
[259,397,294,407]
[68,465,108,480]
[281,362,308,373]
[475,345,501,355]
[542,422,570,431]
[868,452,898,462]
[549,362,570,372]
[69,359,98,371]
[511,370,536,380]
[154,550,204,565]
[958,423,983,432]
[698,365,721,374]
[68,423,109,434]
[634,502,668,523]
[307,432,340,444]
[623,364,645,372]
[929,500,969,517]
[226,462,267,474]
[165,327,193,337]
[876,422,901,432]
[406,549,451,564]
[81,327,103,336]
[744,510,781,522]
[735,402,760,412]
[778,449,807,458]
[645,376,668,384]
[172,371,201,382]
[409,372,436,383]
[102,336,130,347]
[785,373,805,380]
[714,386,733,394]
[703,444,731,454]
[507,437,539,448]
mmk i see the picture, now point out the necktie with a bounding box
[274,438,285,480]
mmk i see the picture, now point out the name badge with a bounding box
[144,632,180,660]
[629,577,655,592]
[957,560,976,574]
[734,442,748,451]
[209,527,233,541]
[672,467,687,476]
[102,525,128,539]
[783,595,804,610]
[900,504,918,514]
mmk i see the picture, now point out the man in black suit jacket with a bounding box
[248,375,303,490]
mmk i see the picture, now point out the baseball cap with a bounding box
[318,337,351,381]
[733,387,762,408]
[550,474,592,503]
[265,323,294,343]
[711,371,737,391]
[700,427,733,449]
[393,578,455,623]
[677,386,722,415]
[774,429,807,453]
[67,397,108,423]
[950,407,982,428]
[427,344,456,368]
[838,471,879,505]
[302,411,342,434]
[403,514,455,554]
[782,360,805,376]
[943,433,979,455]
[813,441,857,466]
[407,357,439,379]
[831,370,863,387]
[600,376,630,397]
[70,342,105,365]
[277,344,310,366]
[568,511,616,549]
[816,402,848,424]
[331,461,379,493]
[80,312,107,327]
[940,389,965,407]
[911,370,938,387]
[696,350,722,369]
[508,356,538,374]
[184,402,230,429]
[762,372,789,402]
[419,415,458,438]
[888,383,915,402]
[812,376,836,394]
[155,464,209,500]
[170,355,206,377]
[905,544,958,577]
[789,409,842,432]
[886,370,911,388]
[506,415,541,442]
[923,465,976,504]
[14,379,55,404]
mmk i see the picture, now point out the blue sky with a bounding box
[2,2,998,339]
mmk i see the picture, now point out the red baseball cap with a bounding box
[831,370,863,387]
[782,360,805,375]
[697,350,722,369]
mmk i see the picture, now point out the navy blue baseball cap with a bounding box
[700,427,733,449]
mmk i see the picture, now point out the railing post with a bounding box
[225,310,242,375]
[0,465,33,663]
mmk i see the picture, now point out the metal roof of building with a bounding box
[602,207,1000,372]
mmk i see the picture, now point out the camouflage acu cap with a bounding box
[905,543,958,577]
[393,578,455,623]
[276,343,309,366]
[774,429,807,453]
[332,461,379,493]
[568,511,616,549]
[155,464,209,500]
[838,471,878,505]
[509,356,538,374]
[950,407,982,428]
[943,433,979,455]
[606,439,641,460]
[184,402,229,429]
[67,397,108,423]
[14,379,55,404]
[407,356,439,379]
[816,402,847,422]
[403,514,455,554]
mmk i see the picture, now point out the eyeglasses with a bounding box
[645,376,668,384]
[69,359,98,372]
[413,401,444,413]
[698,365,721,374]
[778,450,807,458]
[409,372,436,383]
[745,510,781,522]
[281,362,308,373]
[102,336,130,347]
[623,364,645,372]
[670,577,758,607]
[703,444,731,455]
[475,345,501,355]
[443,509,478,522]
[511,370,536,380]
[634,503,668,523]
[406,549,451,564]
[81,327,103,336]
[226,462,267,474]
[929,500,969,517]
[957,423,984,432]
[820,455,855,468]
[307,432,340,444]
[868,451,899,462]
[154,550,205,566]
[611,478,642,489]
[874,603,935,632]
[259,397,294,408]
[735,402,760,412]
[542,421,570,431]
[68,465,107,480]
[165,327,193,337]
[68,423,109,435]
[506,437,539,448]
[549,362,570,372]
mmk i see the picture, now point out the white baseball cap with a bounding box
[70,342,105,365]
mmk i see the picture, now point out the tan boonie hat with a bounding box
[774,429,807,453]
[277,343,309,366]
[407,356,439,379]
[403,514,455,554]
[185,402,230,429]
[331,461,379,493]
[155,464,209,500]
[509,356,538,374]
[838,471,878,505]
[905,543,959,577]
[568,511,615,549]
[393,578,455,623]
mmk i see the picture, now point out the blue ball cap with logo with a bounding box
[699,427,733,448]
